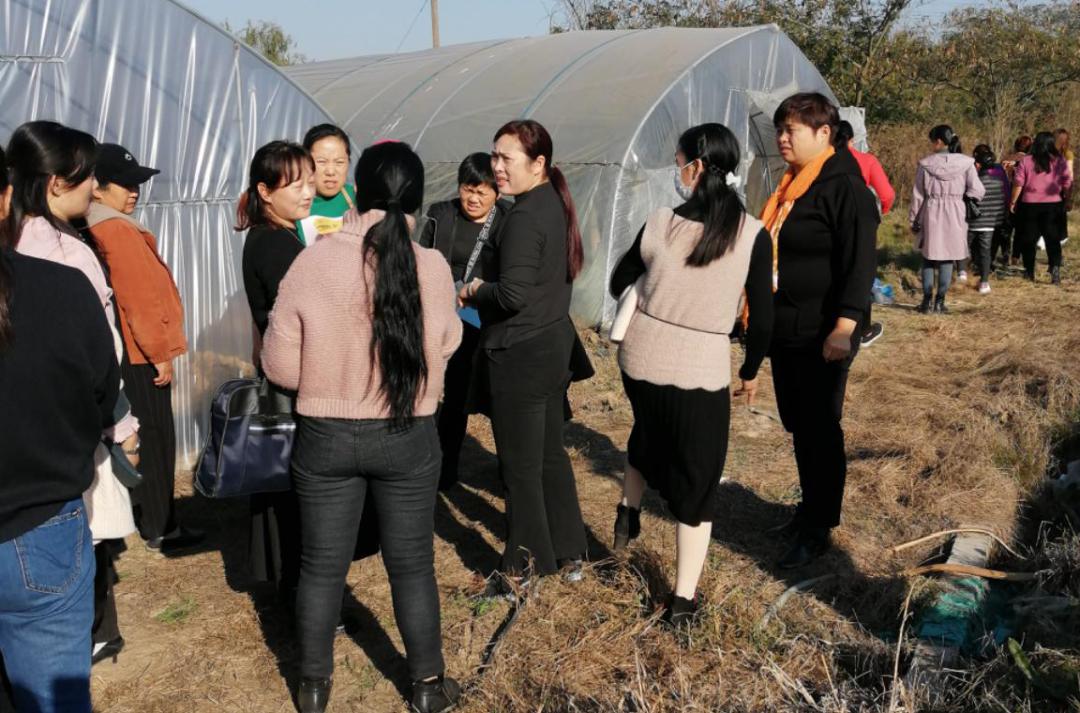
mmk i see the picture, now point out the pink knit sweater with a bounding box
[261,210,463,420]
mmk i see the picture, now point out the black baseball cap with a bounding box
[95,143,160,187]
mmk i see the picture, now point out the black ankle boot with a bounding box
[933,296,948,314]
[664,594,698,629]
[411,675,461,713]
[1051,266,1062,285]
[297,677,332,713]
[777,527,831,569]
[916,295,932,314]
[613,504,641,551]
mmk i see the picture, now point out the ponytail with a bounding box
[547,164,584,280]
[929,124,962,154]
[353,141,428,427]
[678,123,745,266]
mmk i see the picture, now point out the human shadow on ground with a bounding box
[565,417,910,637]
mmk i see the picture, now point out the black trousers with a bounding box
[486,319,587,576]
[770,342,856,529]
[436,322,481,489]
[92,542,120,644]
[122,361,177,540]
[293,416,444,683]
[1016,202,1064,273]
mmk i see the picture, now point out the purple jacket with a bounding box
[909,152,985,261]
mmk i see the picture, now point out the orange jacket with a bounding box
[87,204,187,365]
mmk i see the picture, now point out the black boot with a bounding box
[613,504,641,551]
[916,294,932,314]
[933,295,948,314]
[663,594,698,629]
[411,675,462,713]
[1051,266,1062,285]
[777,527,831,569]
[297,677,332,713]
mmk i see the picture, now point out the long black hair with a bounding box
[5,120,98,243]
[0,145,13,350]
[677,123,745,266]
[929,124,962,154]
[353,141,427,427]
[235,141,313,231]
[1030,131,1059,174]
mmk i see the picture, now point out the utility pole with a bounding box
[431,0,440,48]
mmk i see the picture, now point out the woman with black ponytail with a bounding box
[262,141,463,713]
[607,123,774,626]
[458,119,589,586]
[909,124,984,312]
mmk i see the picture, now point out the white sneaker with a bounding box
[978,282,991,295]
[958,271,968,282]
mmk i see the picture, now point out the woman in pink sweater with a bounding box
[1010,131,1073,284]
[261,142,462,713]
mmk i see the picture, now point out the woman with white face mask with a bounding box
[608,123,773,628]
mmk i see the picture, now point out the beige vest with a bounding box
[618,207,761,391]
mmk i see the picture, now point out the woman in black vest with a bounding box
[459,120,587,585]
[418,153,510,491]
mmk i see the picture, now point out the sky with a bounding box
[181,0,984,63]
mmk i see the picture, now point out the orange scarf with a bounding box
[760,146,835,291]
[738,147,834,329]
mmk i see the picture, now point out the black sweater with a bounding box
[771,148,879,350]
[0,250,119,543]
[473,182,573,349]
[242,224,304,336]
[609,199,775,381]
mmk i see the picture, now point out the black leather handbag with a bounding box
[194,378,295,498]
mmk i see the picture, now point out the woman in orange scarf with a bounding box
[759,94,879,569]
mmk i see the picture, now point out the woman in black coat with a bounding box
[760,94,879,569]
[238,140,315,606]
[459,120,588,585]
[418,152,510,491]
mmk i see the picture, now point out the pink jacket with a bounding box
[262,210,462,420]
[1014,154,1072,204]
[17,217,138,441]
[909,153,985,261]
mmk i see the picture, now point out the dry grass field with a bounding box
[90,213,1080,712]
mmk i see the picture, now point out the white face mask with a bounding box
[673,163,695,201]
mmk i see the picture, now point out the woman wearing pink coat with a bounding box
[909,125,985,313]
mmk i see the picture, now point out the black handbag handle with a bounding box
[257,377,294,416]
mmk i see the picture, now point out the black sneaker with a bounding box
[860,322,884,347]
[411,675,461,713]
[297,677,332,713]
[145,526,205,553]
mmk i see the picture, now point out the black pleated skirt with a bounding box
[621,372,731,526]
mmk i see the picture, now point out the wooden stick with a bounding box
[902,563,1037,581]
[890,528,1024,560]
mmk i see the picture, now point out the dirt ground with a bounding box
[90,228,1080,712]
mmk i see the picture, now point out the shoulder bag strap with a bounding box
[461,205,498,284]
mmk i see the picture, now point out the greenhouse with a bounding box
[286,25,857,325]
[0,0,334,461]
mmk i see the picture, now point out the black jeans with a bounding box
[770,342,856,529]
[486,319,587,575]
[292,415,444,682]
[436,322,481,489]
[966,229,994,281]
[1016,202,1064,273]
